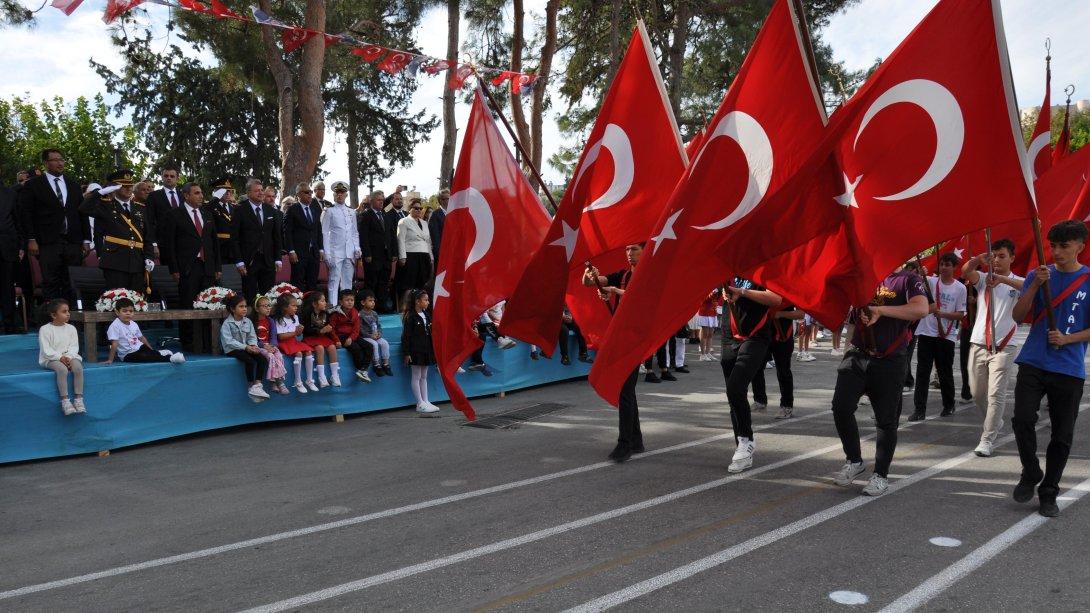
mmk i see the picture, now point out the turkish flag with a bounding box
[210,0,243,20]
[501,22,686,354]
[102,0,143,23]
[433,89,551,419]
[491,71,518,87]
[1027,62,1052,180]
[282,28,318,53]
[1068,156,1090,223]
[351,45,386,62]
[745,0,1038,330]
[588,0,838,405]
[425,59,452,75]
[1054,104,1073,165]
[51,0,86,16]
[684,128,706,160]
[449,64,474,90]
[378,52,414,75]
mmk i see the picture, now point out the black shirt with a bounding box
[605,268,633,312]
[727,278,772,341]
[850,269,929,356]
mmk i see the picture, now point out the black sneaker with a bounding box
[907,412,925,422]
[383,365,393,377]
[373,366,385,377]
[560,356,571,365]
[631,441,645,454]
[660,371,678,381]
[940,407,955,416]
[645,372,661,383]
[530,351,540,360]
[608,443,632,463]
[1039,488,1060,517]
[578,353,592,363]
[1013,472,1043,503]
[674,366,690,373]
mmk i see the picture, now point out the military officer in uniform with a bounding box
[207,177,240,266]
[78,170,155,294]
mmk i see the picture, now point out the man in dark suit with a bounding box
[145,165,182,259]
[384,192,409,308]
[284,182,323,292]
[161,182,222,349]
[359,190,394,312]
[0,184,23,333]
[78,170,155,294]
[16,148,90,302]
[235,178,283,300]
[429,189,448,264]
[313,182,333,209]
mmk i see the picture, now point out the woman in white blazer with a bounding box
[396,198,433,302]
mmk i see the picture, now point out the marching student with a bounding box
[909,253,967,421]
[299,292,342,388]
[796,313,816,362]
[1010,220,1090,517]
[696,289,721,360]
[273,293,317,393]
[38,298,86,415]
[832,266,929,496]
[961,238,1023,457]
[105,298,186,364]
[751,304,803,420]
[584,243,645,463]
[329,289,374,382]
[220,294,271,402]
[401,288,440,416]
[721,278,781,473]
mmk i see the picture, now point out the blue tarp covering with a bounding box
[0,316,590,463]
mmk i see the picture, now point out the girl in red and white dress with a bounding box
[299,292,341,388]
[251,295,289,395]
[273,294,317,393]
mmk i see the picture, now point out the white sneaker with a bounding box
[72,397,87,413]
[61,399,76,416]
[753,402,767,412]
[355,369,371,383]
[862,474,889,496]
[318,378,330,389]
[497,337,517,350]
[639,365,648,374]
[294,382,308,394]
[169,352,186,364]
[974,441,994,457]
[764,361,774,369]
[774,406,793,420]
[859,395,870,406]
[331,374,342,387]
[457,367,467,374]
[800,352,817,362]
[728,438,755,473]
[834,461,867,486]
[830,348,844,357]
[305,380,320,392]
[416,403,440,417]
[425,402,442,412]
[248,384,269,403]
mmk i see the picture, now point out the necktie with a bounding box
[417,219,423,230]
[305,205,312,224]
[193,209,205,260]
[56,178,67,234]
[254,205,262,226]
[169,190,178,208]
[123,202,130,215]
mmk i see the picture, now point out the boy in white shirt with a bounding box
[909,252,967,421]
[105,298,185,364]
[962,238,1024,457]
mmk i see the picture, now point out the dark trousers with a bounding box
[914,335,956,413]
[363,261,393,312]
[103,268,145,294]
[1012,364,1083,493]
[0,257,15,328]
[178,269,213,349]
[832,351,906,477]
[241,259,276,302]
[398,252,432,300]
[340,336,374,370]
[644,343,668,371]
[959,324,972,395]
[617,367,643,448]
[227,348,269,383]
[290,253,320,292]
[721,337,770,442]
[559,321,587,359]
[38,242,83,302]
[903,335,917,387]
[122,345,170,363]
[752,339,794,408]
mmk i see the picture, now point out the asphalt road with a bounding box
[2,337,1088,612]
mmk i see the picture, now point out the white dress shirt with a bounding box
[321,203,361,260]
[397,216,433,260]
[45,172,67,205]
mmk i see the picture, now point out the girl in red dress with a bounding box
[274,294,316,393]
[300,292,341,388]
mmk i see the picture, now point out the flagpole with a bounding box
[1031,216,1059,338]
[473,79,560,212]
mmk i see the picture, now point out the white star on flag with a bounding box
[433,270,450,301]
[651,210,683,255]
[835,173,862,208]
[549,221,579,262]
[954,247,965,260]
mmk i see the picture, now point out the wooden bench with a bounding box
[70,309,229,363]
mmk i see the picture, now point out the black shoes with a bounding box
[1039,489,1060,517]
[373,366,386,377]
[1013,471,1044,504]
[645,372,661,383]
[608,443,632,463]
[578,352,592,363]
[560,355,571,365]
[660,371,678,382]
[674,366,690,373]
[940,407,955,416]
[383,365,393,377]
[907,412,925,422]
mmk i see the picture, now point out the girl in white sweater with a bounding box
[38,299,86,415]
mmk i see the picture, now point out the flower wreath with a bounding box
[194,286,236,310]
[95,288,148,312]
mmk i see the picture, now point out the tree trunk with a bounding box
[347,112,359,208]
[606,0,623,83]
[439,0,459,189]
[530,0,559,173]
[508,0,533,173]
[257,0,325,191]
[666,1,690,117]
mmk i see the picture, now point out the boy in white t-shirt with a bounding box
[105,298,185,364]
[909,252,967,421]
[962,238,1024,457]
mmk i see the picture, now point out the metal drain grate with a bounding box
[463,402,570,429]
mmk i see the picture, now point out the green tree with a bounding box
[1021,104,1090,153]
[0,95,143,186]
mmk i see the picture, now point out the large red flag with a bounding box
[433,88,551,420]
[1027,57,1052,179]
[501,21,686,353]
[1053,101,1073,165]
[589,0,837,405]
[1068,155,1090,223]
[740,0,1037,329]
[51,0,85,16]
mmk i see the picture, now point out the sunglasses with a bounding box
[410,207,423,211]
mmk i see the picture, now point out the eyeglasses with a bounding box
[410,207,423,211]
[300,190,312,194]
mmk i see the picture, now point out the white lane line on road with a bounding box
[0,411,827,601]
[564,407,1085,613]
[878,474,1090,613]
[238,415,927,613]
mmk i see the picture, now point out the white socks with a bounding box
[411,365,429,405]
[316,363,328,385]
[293,357,303,383]
[330,363,341,386]
[304,355,315,383]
